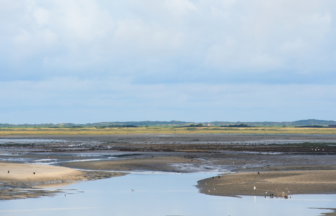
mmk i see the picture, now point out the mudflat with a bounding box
[198,169,336,197]
[2,133,336,153]
[62,156,199,172]
[2,133,336,203]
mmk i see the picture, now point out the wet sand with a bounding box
[197,169,336,197]
[2,134,336,154]
[0,162,125,200]
[319,208,336,216]
[62,156,199,172]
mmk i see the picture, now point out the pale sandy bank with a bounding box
[1,163,82,182]
[198,170,336,197]
[0,162,125,200]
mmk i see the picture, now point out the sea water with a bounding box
[0,172,335,216]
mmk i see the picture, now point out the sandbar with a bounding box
[62,156,198,172]
[0,162,125,200]
[198,170,336,197]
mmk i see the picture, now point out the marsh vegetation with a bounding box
[0,126,335,136]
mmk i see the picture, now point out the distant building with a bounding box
[329,125,336,128]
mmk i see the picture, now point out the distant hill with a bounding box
[0,119,335,127]
[206,119,336,126]
[0,121,190,127]
[291,119,336,126]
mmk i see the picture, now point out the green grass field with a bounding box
[0,126,335,136]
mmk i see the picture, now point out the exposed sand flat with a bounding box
[62,156,199,172]
[238,165,336,172]
[0,163,125,200]
[197,170,336,197]
[0,163,82,181]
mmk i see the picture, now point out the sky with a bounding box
[0,0,335,124]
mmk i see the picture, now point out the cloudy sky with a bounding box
[0,0,335,123]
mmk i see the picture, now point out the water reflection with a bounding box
[0,172,335,216]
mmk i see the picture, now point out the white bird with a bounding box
[254,186,256,190]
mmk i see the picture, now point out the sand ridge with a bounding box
[62,156,199,172]
[0,163,82,181]
[197,170,336,197]
[0,162,126,200]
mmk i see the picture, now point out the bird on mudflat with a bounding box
[8,170,10,174]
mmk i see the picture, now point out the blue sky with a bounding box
[0,0,335,124]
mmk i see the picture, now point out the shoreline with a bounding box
[2,162,336,216]
[0,163,126,200]
[61,156,200,172]
[197,169,336,197]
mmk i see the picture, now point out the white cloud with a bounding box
[40,29,58,45]
[1,0,336,122]
[2,0,335,72]
[281,39,305,52]
[164,0,196,16]
[14,29,31,44]
[312,13,331,25]
[250,54,281,70]
[33,8,50,25]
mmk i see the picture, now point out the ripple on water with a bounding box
[0,172,335,216]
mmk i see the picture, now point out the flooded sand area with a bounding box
[1,134,336,215]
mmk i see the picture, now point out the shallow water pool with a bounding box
[0,172,335,216]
